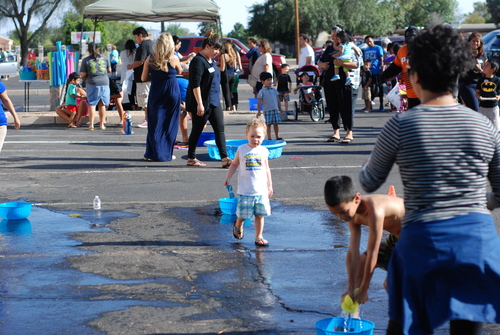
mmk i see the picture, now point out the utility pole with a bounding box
[294,0,300,64]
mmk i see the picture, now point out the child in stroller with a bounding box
[293,64,325,122]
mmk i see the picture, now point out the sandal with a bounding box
[221,158,233,169]
[342,138,354,143]
[327,136,340,142]
[233,221,243,240]
[255,238,269,246]
[87,127,94,131]
[68,124,77,128]
[187,159,206,167]
[276,137,284,141]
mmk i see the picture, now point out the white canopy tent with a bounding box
[83,0,220,23]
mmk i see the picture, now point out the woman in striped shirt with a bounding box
[360,25,500,335]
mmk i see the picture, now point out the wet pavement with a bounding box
[1,109,500,334]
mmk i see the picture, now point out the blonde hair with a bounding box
[260,40,272,54]
[222,41,236,68]
[246,118,267,135]
[150,33,175,72]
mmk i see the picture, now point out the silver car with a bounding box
[0,52,19,77]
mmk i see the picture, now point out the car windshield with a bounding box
[491,35,500,49]
[483,30,500,45]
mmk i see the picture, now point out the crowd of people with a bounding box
[2,24,500,334]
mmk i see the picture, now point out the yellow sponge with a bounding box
[341,293,359,313]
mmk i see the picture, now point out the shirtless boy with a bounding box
[324,175,405,305]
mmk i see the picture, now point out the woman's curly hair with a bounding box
[408,25,473,94]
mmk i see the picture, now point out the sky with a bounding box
[0,0,483,38]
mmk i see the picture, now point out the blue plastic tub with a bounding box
[219,197,237,215]
[316,317,375,335]
[0,202,33,220]
[204,139,286,160]
[197,132,215,147]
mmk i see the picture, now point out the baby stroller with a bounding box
[293,64,325,122]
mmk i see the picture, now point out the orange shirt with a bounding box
[393,45,417,99]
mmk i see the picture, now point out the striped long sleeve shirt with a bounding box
[359,103,500,225]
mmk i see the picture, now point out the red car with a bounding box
[179,36,286,78]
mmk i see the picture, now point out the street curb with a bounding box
[8,110,277,126]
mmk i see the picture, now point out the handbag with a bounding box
[247,74,258,88]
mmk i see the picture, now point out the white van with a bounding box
[0,52,19,78]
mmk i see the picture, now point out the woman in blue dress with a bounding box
[359,25,500,335]
[141,33,182,162]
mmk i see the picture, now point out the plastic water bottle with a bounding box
[93,196,101,210]
[123,111,133,135]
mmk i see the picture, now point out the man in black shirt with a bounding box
[127,27,154,128]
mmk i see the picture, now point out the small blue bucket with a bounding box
[316,317,375,335]
[219,197,237,215]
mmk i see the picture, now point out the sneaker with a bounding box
[330,75,340,82]
[345,77,352,85]
[363,109,371,113]
[137,121,148,128]
[378,106,385,112]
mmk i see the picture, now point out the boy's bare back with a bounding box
[351,194,404,237]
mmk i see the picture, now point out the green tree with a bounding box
[198,22,219,36]
[464,12,487,24]
[228,23,248,42]
[164,24,192,36]
[466,1,491,22]
[486,0,500,23]
[391,0,457,28]
[0,0,64,65]
[70,0,98,13]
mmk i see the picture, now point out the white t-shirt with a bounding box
[237,144,269,196]
[298,45,315,68]
[251,53,273,79]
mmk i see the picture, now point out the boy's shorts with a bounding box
[236,195,271,219]
[362,88,371,101]
[364,234,399,271]
[334,58,352,68]
[278,92,290,102]
[264,109,281,125]
[66,104,77,113]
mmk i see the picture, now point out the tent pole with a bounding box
[217,20,222,36]
[80,14,85,54]
[161,22,165,32]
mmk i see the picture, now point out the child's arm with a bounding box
[293,83,301,94]
[355,207,385,304]
[352,45,361,58]
[0,90,20,130]
[331,45,344,58]
[276,94,282,112]
[364,77,372,90]
[476,89,482,101]
[224,150,240,186]
[288,78,292,93]
[345,222,362,299]
[264,157,273,197]
[257,97,263,117]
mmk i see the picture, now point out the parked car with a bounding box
[484,33,500,74]
[0,51,19,78]
[178,36,286,78]
[482,29,500,46]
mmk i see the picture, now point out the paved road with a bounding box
[1,74,500,334]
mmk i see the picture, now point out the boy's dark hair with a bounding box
[300,33,310,42]
[337,30,349,44]
[408,24,472,94]
[364,59,371,65]
[133,27,148,37]
[248,37,258,44]
[364,35,375,42]
[281,63,289,69]
[324,176,356,207]
[260,71,272,81]
[487,59,499,71]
